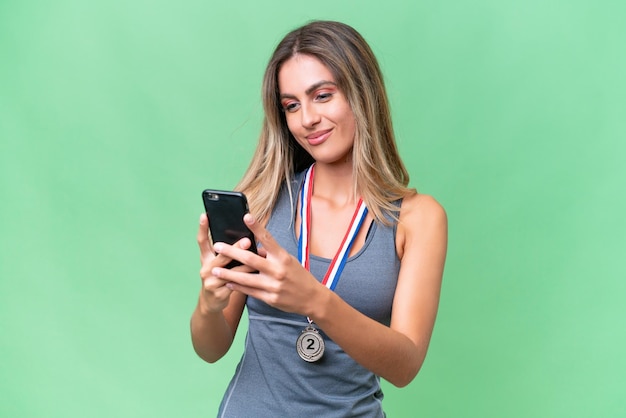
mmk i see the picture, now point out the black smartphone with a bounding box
[201,190,257,268]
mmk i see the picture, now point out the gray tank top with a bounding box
[218,172,401,418]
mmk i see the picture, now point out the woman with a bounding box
[191,20,447,417]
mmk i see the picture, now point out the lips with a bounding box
[305,129,332,145]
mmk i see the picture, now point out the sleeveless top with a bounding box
[218,172,401,418]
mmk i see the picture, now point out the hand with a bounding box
[196,213,255,315]
[211,213,326,317]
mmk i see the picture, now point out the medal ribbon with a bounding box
[297,165,369,293]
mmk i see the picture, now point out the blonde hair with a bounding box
[237,20,413,225]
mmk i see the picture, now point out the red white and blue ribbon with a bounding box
[297,165,368,292]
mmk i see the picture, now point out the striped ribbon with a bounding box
[297,164,369,294]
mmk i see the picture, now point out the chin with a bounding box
[311,156,353,167]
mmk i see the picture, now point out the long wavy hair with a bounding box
[237,20,412,225]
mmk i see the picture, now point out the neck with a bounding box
[311,161,357,206]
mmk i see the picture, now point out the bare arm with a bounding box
[189,213,248,363]
[211,195,447,386]
[190,292,246,363]
[312,194,447,386]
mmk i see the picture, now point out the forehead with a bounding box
[278,54,336,93]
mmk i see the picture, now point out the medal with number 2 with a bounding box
[296,325,325,362]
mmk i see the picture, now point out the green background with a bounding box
[1,0,625,417]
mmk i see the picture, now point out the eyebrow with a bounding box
[279,80,337,99]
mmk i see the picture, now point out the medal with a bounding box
[296,325,325,362]
[296,164,368,362]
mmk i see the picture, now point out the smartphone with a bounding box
[202,189,257,268]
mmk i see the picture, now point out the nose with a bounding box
[300,104,321,128]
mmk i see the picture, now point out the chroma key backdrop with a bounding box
[1,0,624,417]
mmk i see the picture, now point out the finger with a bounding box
[203,274,235,294]
[209,284,234,303]
[236,234,267,259]
[243,213,281,253]
[223,280,268,302]
[197,213,214,259]
[235,237,253,251]
[212,266,265,292]
[200,277,234,312]
[205,237,258,272]
[199,251,242,288]
[201,274,229,290]
[213,241,266,272]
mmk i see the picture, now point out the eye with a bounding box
[315,92,333,102]
[282,101,300,113]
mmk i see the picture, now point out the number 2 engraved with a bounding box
[297,326,325,362]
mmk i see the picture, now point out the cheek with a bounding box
[339,108,357,138]
[284,116,308,148]
[284,114,300,135]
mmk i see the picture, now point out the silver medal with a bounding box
[296,325,325,362]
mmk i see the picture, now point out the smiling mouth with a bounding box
[306,129,332,144]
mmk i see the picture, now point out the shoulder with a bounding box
[400,192,447,225]
[396,192,447,258]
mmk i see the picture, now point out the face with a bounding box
[278,54,356,166]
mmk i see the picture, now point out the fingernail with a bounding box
[212,267,220,277]
[213,243,223,252]
[226,283,234,290]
